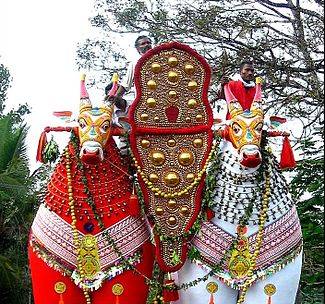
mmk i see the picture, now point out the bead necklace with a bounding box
[173,141,273,296]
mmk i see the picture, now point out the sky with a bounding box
[0,0,98,171]
[0,0,305,173]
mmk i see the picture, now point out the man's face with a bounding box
[136,38,152,55]
[240,64,255,82]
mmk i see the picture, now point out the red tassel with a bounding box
[280,136,296,169]
[129,185,141,217]
[209,293,215,304]
[268,296,271,304]
[115,295,120,304]
[206,208,215,221]
[163,279,179,302]
[58,294,64,304]
[36,131,47,163]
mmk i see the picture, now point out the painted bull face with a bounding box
[223,79,264,168]
[227,100,264,168]
[78,75,114,165]
[78,105,113,165]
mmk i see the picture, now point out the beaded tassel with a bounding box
[129,183,141,216]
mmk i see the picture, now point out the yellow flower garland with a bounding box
[65,147,92,304]
[236,146,273,304]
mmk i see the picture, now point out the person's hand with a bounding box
[221,75,230,86]
[113,96,127,112]
[105,95,127,112]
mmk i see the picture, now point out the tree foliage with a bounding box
[78,0,323,124]
[0,61,36,303]
[0,63,11,114]
[76,1,324,302]
[0,115,35,303]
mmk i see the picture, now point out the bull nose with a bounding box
[82,147,99,155]
[243,152,260,159]
[241,151,261,168]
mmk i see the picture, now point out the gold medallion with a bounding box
[112,283,124,296]
[206,282,218,294]
[264,283,277,296]
[54,282,66,294]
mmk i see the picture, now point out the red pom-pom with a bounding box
[280,136,296,169]
[163,279,179,302]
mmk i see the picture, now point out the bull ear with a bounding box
[102,73,119,110]
[80,74,92,113]
[224,83,243,118]
[249,77,263,116]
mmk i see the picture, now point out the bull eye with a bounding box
[232,122,242,135]
[101,121,111,132]
[78,119,86,129]
[255,122,263,133]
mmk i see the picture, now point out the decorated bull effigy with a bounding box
[28,74,154,304]
[128,42,303,304]
[29,41,303,304]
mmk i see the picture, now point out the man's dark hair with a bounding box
[239,61,254,70]
[134,35,151,48]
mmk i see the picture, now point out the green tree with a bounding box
[0,63,11,114]
[0,61,36,303]
[291,127,324,303]
[0,115,35,303]
[77,1,324,302]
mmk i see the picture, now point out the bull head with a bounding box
[78,74,114,165]
[224,78,264,168]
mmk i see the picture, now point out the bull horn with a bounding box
[80,74,92,113]
[253,77,262,102]
[103,73,119,109]
[224,83,243,117]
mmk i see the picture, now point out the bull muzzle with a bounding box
[239,145,262,168]
[79,141,104,165]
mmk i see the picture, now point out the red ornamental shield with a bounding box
[129,42,213,272]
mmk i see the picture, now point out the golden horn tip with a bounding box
[81,73,86,81]
[256,77,262,84]
[112,73,118,82]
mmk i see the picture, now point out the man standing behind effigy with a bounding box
[217,61,257,119]
[107,35,153,154]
